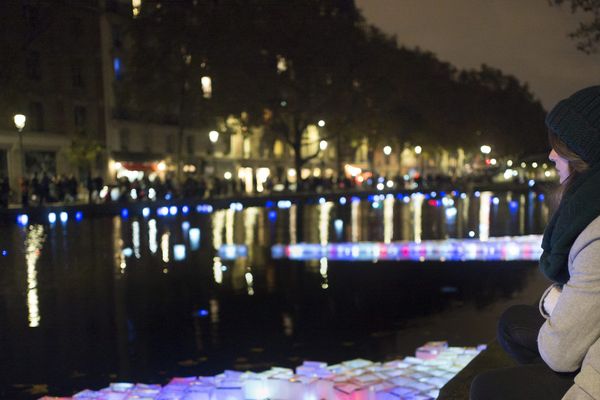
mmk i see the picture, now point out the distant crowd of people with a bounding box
[0,169,483,209]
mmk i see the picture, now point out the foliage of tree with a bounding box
[552,0,600,53]
[119,0,549,183]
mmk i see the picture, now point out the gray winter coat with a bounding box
[538,214,600,399]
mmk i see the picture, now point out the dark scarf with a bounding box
[540,162,600,284]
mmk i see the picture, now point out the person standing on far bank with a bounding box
[471,85,600,399]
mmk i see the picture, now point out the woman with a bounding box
[471,85,600,399]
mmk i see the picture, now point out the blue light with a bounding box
[189,228,201,250]
[528,179,535,187]
[351,196,360,203]
[113,57,121,79]
[440,191,446,197]
[75,211,83,221]
[157,206,169,217]
[165,193,172,200]
[229,202,243,211]
[509,200,519,212]
[60,212,68,223]
[372,201,380,209]
[451,191,458,196]
[142,207,150,218]
[265,200,274,208]
[403,196,410,204]
[538,194,545,201]
[318,197,326,204]
[121,209,129,219]
[48,212,57,224]
[182,221,190,230]
[2,250,7,256]
[367,195,374,202]
[268,210,277,221]
[492,197,500,205]
[339,197,347,205]
[17,214,29,226]
[173,244,186,261]
[182,205,190,214]
[196,204,213,213]
[196,309,209,317]
[334,219,343,232]
[169,206,178,216]
[277,200,292,209]
[474,191,481,198]
[122,248,133,257]
[431,191,437,198]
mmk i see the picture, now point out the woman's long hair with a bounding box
[548,130,590,201]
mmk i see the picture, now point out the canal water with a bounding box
[0,190,553,398]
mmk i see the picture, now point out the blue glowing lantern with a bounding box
[60,212,68,223]
[142,207,150,218]
[268,210,277,221]
[169,206,178,216]
[339,197,347,205]
[189,228,201,250]
[120,208,129,219]
[48,212,57,224]
[75,211,83,221]
[182,205,190,215]
[17,214,29,226]
[265,200,274,208]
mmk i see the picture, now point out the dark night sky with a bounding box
[356,0,600,110]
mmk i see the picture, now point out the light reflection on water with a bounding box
[0,190,553,399]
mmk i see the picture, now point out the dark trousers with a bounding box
[470,305,576,400]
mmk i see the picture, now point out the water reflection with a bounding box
[1,189,555,398]
[25,224,45,327]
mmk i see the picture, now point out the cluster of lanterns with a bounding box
[40,341,484,400]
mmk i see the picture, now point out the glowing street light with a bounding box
[14,114,26,132]
[318,120,325,127]
[13,114,26,203]
[201,76,212,99]
[319,140,328,151]
[480,145,492,155]
[414,145,422,155]
[209,130,219,143]
[383,145,392,156]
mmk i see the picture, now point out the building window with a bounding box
[166,134,174,153]
[29,102,44,131]
[22,5,40,28]
[25,51,41,80]
[70,17,83,36]
[72,61,84,87]
[187,135,195,155]
[74,106,87,133]
[112,24,123,48]
[120,129,130,151]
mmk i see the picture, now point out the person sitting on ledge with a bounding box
[470,85,600,399]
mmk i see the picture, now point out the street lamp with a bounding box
[318,120,325,128]
[208,130,219,176]
[383,145,392,156]
[480,145,491,155]
[319,140,328,151]
[414,145,422,155]
[13,114,26,205]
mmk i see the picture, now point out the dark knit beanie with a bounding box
[545,85,600,166]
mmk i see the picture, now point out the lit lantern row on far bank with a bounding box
[270,235,543,262]
[40,341,485,400]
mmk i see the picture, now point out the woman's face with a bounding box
[549,149,570,183]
